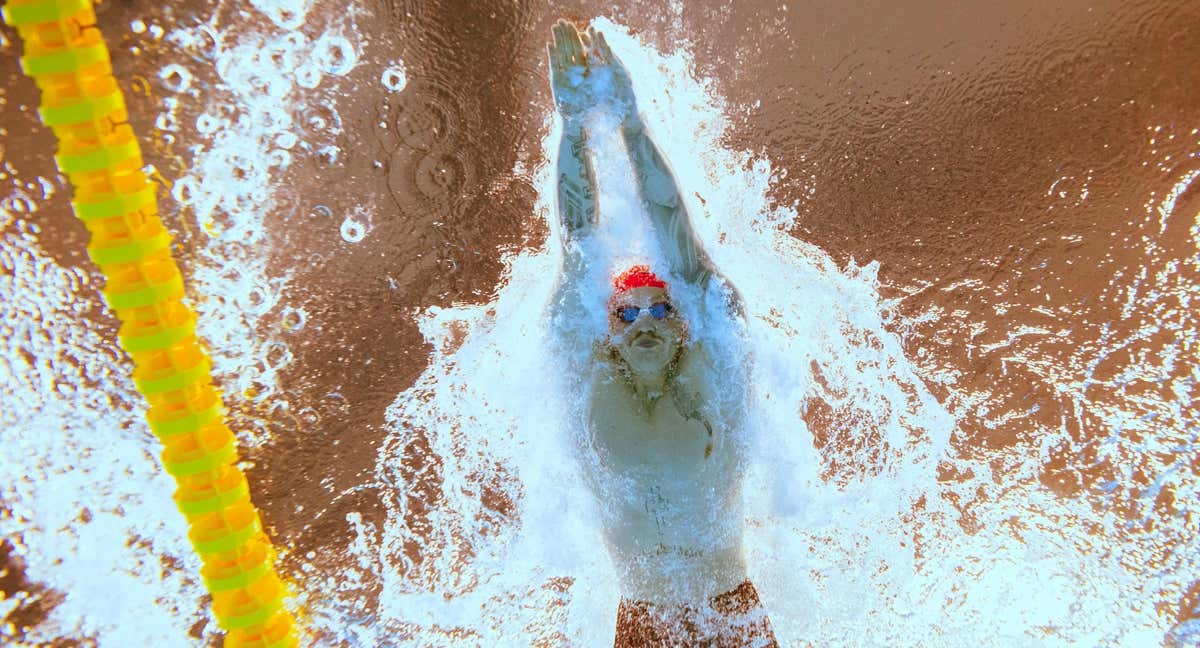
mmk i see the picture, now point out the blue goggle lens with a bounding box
[616,302,672,323]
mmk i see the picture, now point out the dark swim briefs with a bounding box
[614,580,779,647]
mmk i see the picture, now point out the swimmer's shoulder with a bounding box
[698,272,746,322]
[677,340,718,397]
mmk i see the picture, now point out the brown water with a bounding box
[1,0,1197,645]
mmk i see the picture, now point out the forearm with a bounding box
[621,115,713,285]
[555,120,598,239]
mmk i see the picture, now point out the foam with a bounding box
[2,6,1193,645]
[340,17,1193,646]
[0,228,208,645]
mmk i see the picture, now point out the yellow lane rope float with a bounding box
[2,1,299,645]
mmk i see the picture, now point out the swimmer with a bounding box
[547,21,778,647]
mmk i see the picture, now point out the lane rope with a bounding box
[2,2,301,645]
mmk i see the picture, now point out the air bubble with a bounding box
[130,19,146,34]
[256,107,291,133]
[267,149,292,170]
[192,27,219,60]
[159,64,192,93]
[171,178,196,204]
[244,283,274,315]
[276,132,298,149]
[310,205,333,219]
[2,194,36,214]
[314,145,339,168]
[283,32,306,51]
[340,217,366,243]
[268,6,305,30]
[263,341,293,369]
[381,64,407,92]
[281,307,307,332]
[296,65,322,89]
[155,113,177,132]
[316,36,357,76]
[297,407,320,426]
[196,114,219,134]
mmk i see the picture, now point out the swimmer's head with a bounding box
[608,266,686,377]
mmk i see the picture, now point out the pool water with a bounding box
[1,1,1197,646]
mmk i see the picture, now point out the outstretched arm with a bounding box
[622,116,714,287]
[549,22,599,242]
[556,123,597,237]
[587,32,718,289]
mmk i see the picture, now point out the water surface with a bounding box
[1,0,1197,645]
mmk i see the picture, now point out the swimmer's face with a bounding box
[608,286,685,375]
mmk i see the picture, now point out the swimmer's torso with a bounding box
[585,343,749,605]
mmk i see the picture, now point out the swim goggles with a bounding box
[615,302,672,323]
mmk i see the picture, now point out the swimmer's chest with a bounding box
[588,376,717,471]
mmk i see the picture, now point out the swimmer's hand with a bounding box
[549,21,590,121]
[587,28,639,123]
[548,21,639,123]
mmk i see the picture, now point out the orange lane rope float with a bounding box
[2,1,299,645]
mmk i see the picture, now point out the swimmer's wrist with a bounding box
[561,115,586,134]
[620,109,645,133]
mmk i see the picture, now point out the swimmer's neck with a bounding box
[615,362,674,413]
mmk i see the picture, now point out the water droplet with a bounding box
[155,113,177,132]
[266,5,305,30]
[2,193,36,213]
[296,64,322,89]
[196,114,219,134]
[171,178,196,204]
[267,149,292,170]
[310,205,333,219]
[316,36,357,76]
[191,27,219,60]
[244,283,273,315]
[283,32,306,51]
[340,217,366,243]
[281,307,307,332]
[276,132,298,149]
[130,19,146,34]
[129,76,151,96]
[159,64,192,93]
[263,341,292,369]
[242,378,272,402]
[297,407,320,426]
[313,145,339,168]
[382,64,407,92]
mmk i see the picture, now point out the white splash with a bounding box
[4,5,1193,646]
[164,2,370,446]
[312,17,1194,648]
[0,225,209,645]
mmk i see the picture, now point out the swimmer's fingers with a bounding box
[551,22,567,65]
[561,21,586,66]
[547,43,560,77]
[585,27,605,64]
[551,23,577,75]
[552,23,569,65]
[593,30,615,64]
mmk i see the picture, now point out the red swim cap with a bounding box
[613,265,668,292]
